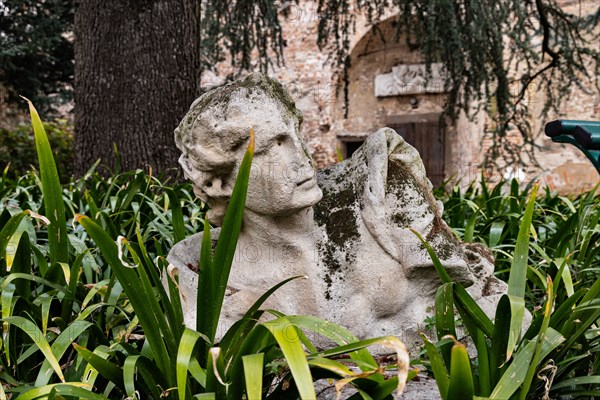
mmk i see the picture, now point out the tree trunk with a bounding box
[74,0,199,176]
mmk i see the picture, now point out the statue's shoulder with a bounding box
[167,228,221,270]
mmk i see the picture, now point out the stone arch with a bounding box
[332,15,481,186]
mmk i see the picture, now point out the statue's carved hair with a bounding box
[174,72,303,224]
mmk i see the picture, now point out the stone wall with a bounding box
[206,0,599,193]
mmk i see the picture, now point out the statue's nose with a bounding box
[291,134,312,166]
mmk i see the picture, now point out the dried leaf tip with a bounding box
[25,210,51,225]
[248,127,255,154]
[442,334,462,347]
[19,95,36,113]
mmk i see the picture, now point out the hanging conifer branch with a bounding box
[199,0,598,168]
[200,0,295,80]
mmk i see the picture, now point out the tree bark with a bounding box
[74,0,199,176]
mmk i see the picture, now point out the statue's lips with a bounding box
[296,177,315,187]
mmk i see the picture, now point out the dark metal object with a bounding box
[545,120,600,174]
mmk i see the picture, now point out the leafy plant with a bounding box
[75,129,413,399]
[419,184,600,399]
[2,100,597,399]
[1,102,415,399]
[438,176,599,307]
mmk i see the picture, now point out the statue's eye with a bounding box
[231,138,246,151]
[275,134,287,147]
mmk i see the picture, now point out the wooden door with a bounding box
[390,122,445,187]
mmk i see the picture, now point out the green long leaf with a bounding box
[73,344,124,389]
[488,221,505,248]
[565,275,600,331]
[507,184,538,298]
[23,98,68,263]
[1,271,72,295]
[549,288,586,329]
[80,345,111,388]
[4,218,28,272]
[436,283,457,340]
[262,317,316,399]
[123,355,163,400]
[242,353,264,400]
[411,229,493,337]
[75,215,172,380]
[464,212,478,242]
[221,276,304,363]
[8,232,31,307]
[519,276,554,400]
[436,283,456,369]
[34,293,52,337]
[205,347,226,397]
[447,341,474,400]
[61,249,86,322]
[121,237,178,354]
[490,328,564,399]
[196,218,214,360]
[194,394,216,400]
[410,229,452,284]
[553,258,574,297]
[0,211,28,263]
[551,375,600,391]
[490,295,510,386]
[124,355,142,396]
[10,231,31,301]
[35,320,93,386]
[281,315,378,370]
[222,278,307,400]
[49,384,110,399]
[210,129,254,342]
[1,284,16,365]
[453,284,494,338]
[475,328,491,397]
[165,187,185,244]
[505,294,525,361]
[1,316,64,382]
[15,383,94,400]
[421,334,449,400]
[177,328,210,400]
[307,356,354,377]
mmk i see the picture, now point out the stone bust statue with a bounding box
[167,73,506,347]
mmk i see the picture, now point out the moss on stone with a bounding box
[174,72,303,149]
[314,178,360,295]
[392,212,411,227]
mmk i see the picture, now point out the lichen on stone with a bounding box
[174,72,303,151]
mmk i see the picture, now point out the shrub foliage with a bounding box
[0,104,598,398]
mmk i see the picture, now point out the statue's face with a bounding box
[182,94,322,216]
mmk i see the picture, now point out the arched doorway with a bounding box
[334,17,450,187]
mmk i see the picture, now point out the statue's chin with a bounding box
[245,186,323,218]
[294,185,323,210]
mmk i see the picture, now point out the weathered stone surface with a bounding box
[374,63,446,97]
[166,73,507,351]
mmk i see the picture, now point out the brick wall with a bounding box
[207,0,599,193]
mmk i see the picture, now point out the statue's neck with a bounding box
[240,207,318,248]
